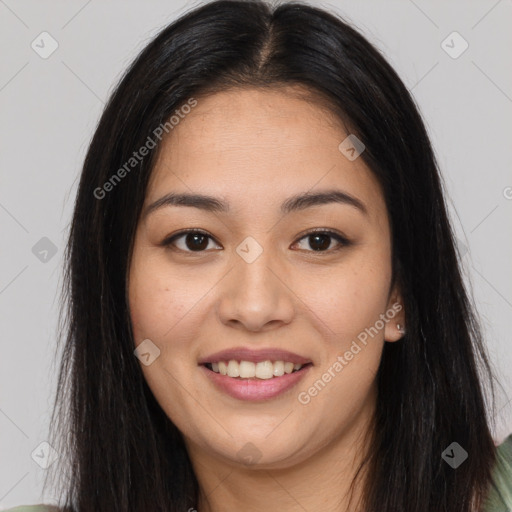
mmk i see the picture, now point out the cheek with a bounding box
[304,252,392,345]
[298,262,390,427]
[127,248,204,421]
[128,244,180,344]
[128,270,169,343]
[128,248,201,343]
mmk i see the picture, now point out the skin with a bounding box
[127,86,406,512]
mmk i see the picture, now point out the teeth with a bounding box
[239,360,255,378]
[218,361,228,375]
[255,361,273,379]
[208,360,307,379]
[227,360,240,377]
[273,361,284,376]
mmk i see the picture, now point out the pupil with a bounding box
[186,233,208,251]
[310,234,330,251]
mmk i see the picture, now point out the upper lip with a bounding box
[198,347,313,365]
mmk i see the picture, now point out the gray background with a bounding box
[1,0,511,507]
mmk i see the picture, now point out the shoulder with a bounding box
[482,432,512,511]
[2,506,61,512]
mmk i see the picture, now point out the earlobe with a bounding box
[384,314,406,342]
[384,322,406,342]
[384,288,406,342]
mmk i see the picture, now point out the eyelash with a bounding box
[161,228,351,255]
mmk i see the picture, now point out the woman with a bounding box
[8,0,512,511]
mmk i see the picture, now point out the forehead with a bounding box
[146,87,385,219]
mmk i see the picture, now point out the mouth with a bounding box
[197,347,314,401]
[199,359,313,402]
[201,360,313,379]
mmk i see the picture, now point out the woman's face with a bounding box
[128,86,405,469]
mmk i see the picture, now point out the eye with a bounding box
[161,228,351,254]
[292,229,350,252]
[162,229,220,253]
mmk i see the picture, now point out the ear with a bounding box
[383,282,406,342]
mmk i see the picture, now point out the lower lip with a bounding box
[199,364,312,401]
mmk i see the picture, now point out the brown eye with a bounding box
[293,230,350,252]
[162,229,220,252]
[182,232,210,251]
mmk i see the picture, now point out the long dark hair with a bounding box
[45,1,500,510]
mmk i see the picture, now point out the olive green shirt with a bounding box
[482,432,512,511]
[6,433,512,511]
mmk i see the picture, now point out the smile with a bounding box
[205,359,311,379]
[200,360,313,401]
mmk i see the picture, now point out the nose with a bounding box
[216,243,295,332]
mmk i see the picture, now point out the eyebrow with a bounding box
[143,189,368,218]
